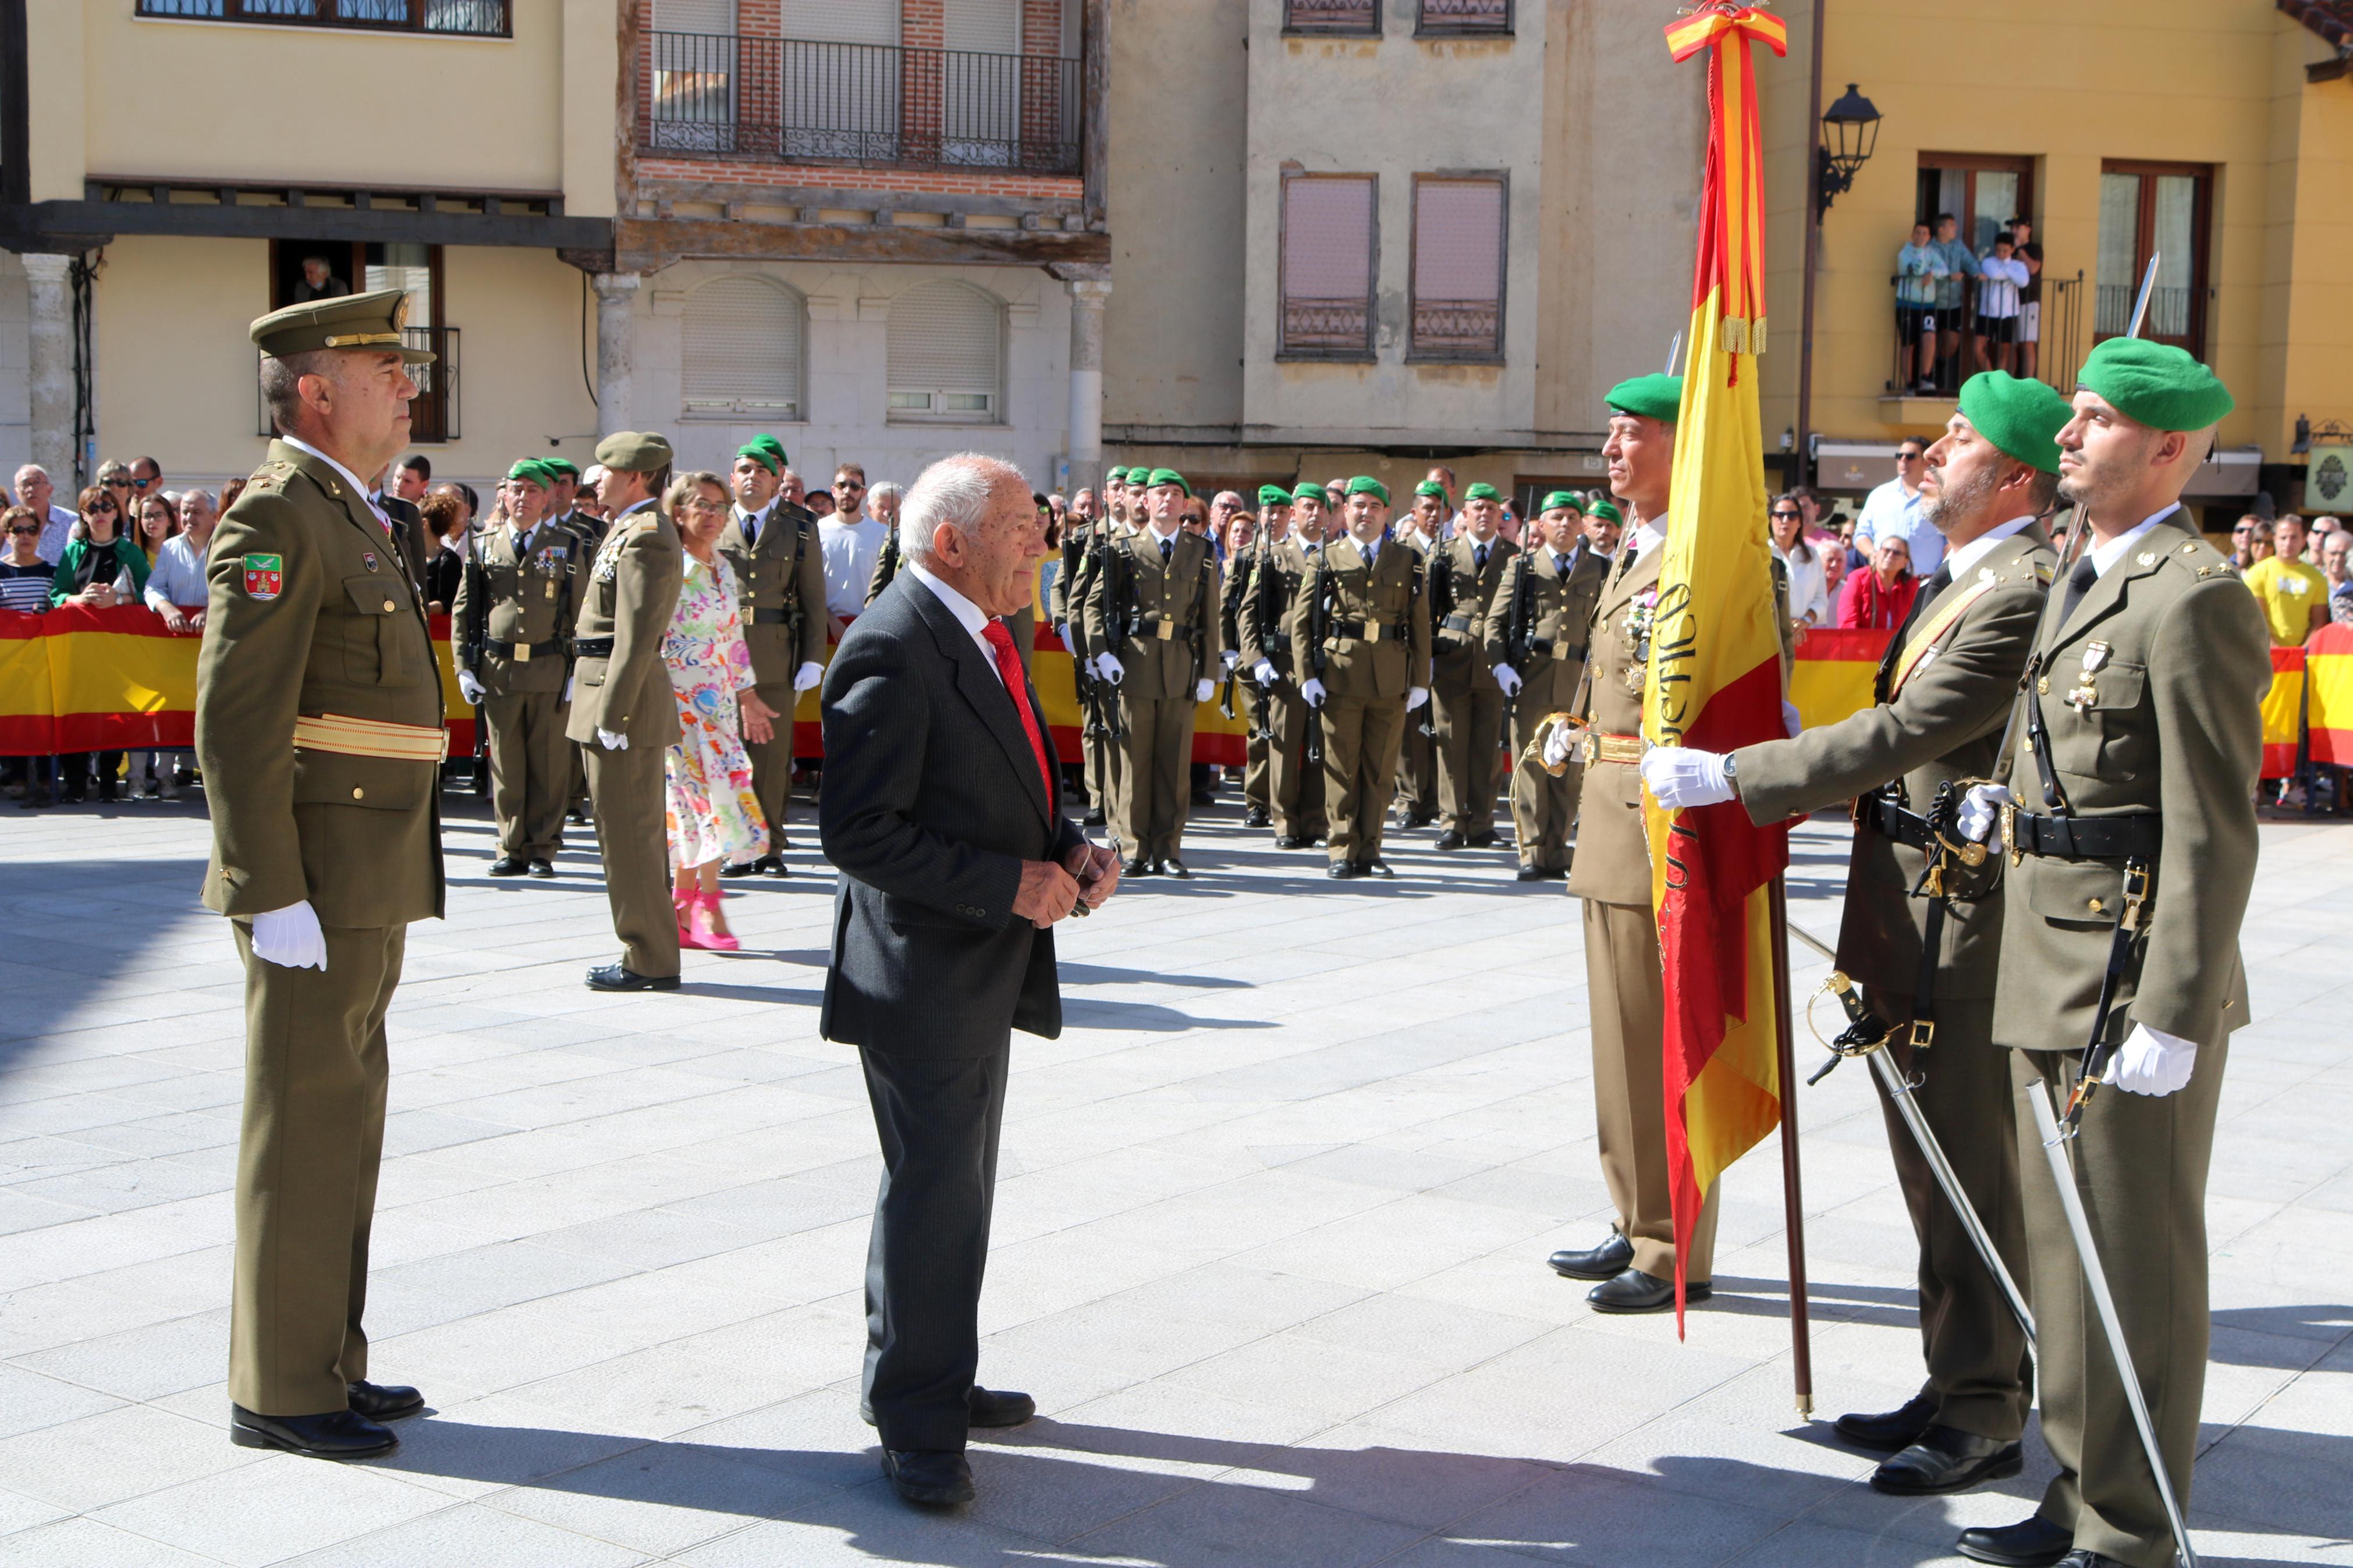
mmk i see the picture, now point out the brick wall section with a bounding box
[900,0,946,167]
[1019,0,1063,168]
[638,155,1081,200]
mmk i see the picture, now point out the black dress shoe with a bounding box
[2052,1554,2124,1568]
[346,1380,425,1421]
[585,963,680,992]
[1364,858,1394,878]
[1434,830,1466,851]
[967,1386,1036,1428]
[1162,859,1191,880]
[882,1448,975,1507]
[1873,1425,2023,1495]
[1275,834,1306,849]
[719,861,758,878]
[1834,1391,1937,1452]
[1083,808,1106,826]
[230,1405,397,1460]
[1467,830,1500,848]
[1190,789,1216,808]
[758,854,790,877]
[1955,1515,2074,1568]
[1404,809,1436,829]
[1326,862,1363,879]
[1122,856,1152,877]
[1587,1267,1710,1314]
[1548,1228,1634,1281]
[527,858,556,878]
[1243,807,1270,828]
[567,808,591,825]
[1516,863,1557,881]
[487,855,528,876]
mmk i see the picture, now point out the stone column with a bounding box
[1065,277,1110,494]
[591,272,641,438]
[22,254,77,487]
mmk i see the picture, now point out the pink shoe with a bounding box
[675,889,698,946]
[690,890,740,952]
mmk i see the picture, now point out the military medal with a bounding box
[2066,640,2112,713]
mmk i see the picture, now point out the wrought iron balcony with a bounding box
[645,33,1083,176]
[1409,299,1502,361]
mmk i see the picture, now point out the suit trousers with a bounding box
[229,919,403,1415]
[1116,692,1197,861]
[2013,1045,2223,1568]
[1321,695,1407,866]
[1433,677,1506,836]
[1583,897,1719,1280]
[1508,706,1582,872]
[482,689,570,861]
[585,741,680,977]
[1862,989,2031,1442]
[740,678,796,851]
[1266,688,1328,839]
[860,1046,1011,1455]
[1238,682,1270,813]
[1397,707,1438,818]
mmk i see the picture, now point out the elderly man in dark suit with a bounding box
[821,452,1120,1509]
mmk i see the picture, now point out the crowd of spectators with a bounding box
[1892,212,2047,394]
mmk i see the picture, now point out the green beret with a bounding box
[1291,482,1326,504]
[1585,498,1625,525]
[734,437,786,475]
[1346,475,1391,506]
[1144,467,1190,497]
[1103,465,1128,484]
[1539,490,1581,515]
[594,430,674,475]
[2075,337,2234,432]
[1257,483,1293,506]
[1605,373,1684,425]
[250,286,435,364]
[1463,482,1502,503]
[505,459,556,489]
[541,458,581,480]
[1956,371,2074,475]
[1414,479,1447,499]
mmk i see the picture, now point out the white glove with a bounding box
[1301,677,1327,708]
[1957,782,2013,844]
[1056,623,1071,648]
[1095,653,1124,685]
[1642,746,1735,809]
[1222,649,1240,671]
[597,727,629,751]
[793,660,824,693]
[1195,677,1215,703]
[456,670,485,706]
[2107,1023,2198,1097]
[1542,723,1577,769]
[562,676,575,704]
[1493,664,1522,698]
[1253,659,1277,687]
[1407,687,1429,712]
[1783,699,1802,738]
[251,901,326,971]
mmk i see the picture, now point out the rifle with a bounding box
[1304,550,1330,768]
[1089,525,1129,743]
[1500,554,1535,733]
[1419,539,1452,740]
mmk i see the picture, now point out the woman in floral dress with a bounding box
[661,473,780,950]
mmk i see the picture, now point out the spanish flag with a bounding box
[1646,3,1791,1325]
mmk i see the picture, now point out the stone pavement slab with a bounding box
[0,794,2347,1565]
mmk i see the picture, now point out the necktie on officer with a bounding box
[1160,535,1172,566]
[2059,553,2098,627]
[1475,543,1488,572]
[741,509,758,551]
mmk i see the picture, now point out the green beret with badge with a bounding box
[1415,479,1448,500]
[1145,467,1190,496]
[1540,490,1581,515]
[250,286,435,364]
[1957,371,2075,475]
[1346,475,1390,506]
[594,430,674,475]
[1291,481,1326,504]
[2074,337,2235,432]
[1463,482,1502,503]
[1104,465,1128,484]
[1605,373,1684,425]
[542,457,581,481]
[1258,483,1292,506]
[506,458,557,490]
[736,435,787,475]
[1585,497,1624,524]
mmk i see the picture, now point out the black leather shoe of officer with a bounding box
[1083,808,1106,826]
[1516,863,1559,881]
[527,858,556,878]
[1276,834,1307,849]
[1122,856,1152,878]
[1244,806,1270,828]
[230,1405,398,1460]
[346,1380,425,1422]
[1161,859,1191,880]
[1548,1228,1634,1281]
[860,1385,1035,1431]
[1435,829,1465,851]
[1467,830,1500,849]
[1327,861,1364,879]
[757,854,790,877]
[1588,1267,1710,1314]
[2052,1553,2126,1568]
[1833,1391,1937,1452]
[487,855,528,877]
[719,860,758,877]
[1364,858,1394,878]
[1872,1425,2022,1495]
[1954,1515,2074,1568]
[585,963,680,993]
[882,1449,975,1507]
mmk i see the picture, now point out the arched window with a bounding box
[682,276,805,419]
[887,281,1004,422]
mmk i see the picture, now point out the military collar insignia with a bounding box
[363,551,379,573]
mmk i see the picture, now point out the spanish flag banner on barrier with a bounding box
[1646,3,1792,1325]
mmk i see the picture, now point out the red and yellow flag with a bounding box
[1645,3,1791,1325]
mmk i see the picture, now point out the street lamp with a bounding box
[1814,83,1882,218]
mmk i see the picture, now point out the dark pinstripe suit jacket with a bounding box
[819,571,1087,1055]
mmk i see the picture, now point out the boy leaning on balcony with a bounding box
[1894,221,1949,393]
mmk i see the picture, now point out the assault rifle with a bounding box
[1304,550,1330,768]
[1419,539,1453,740]
[1499,555,1536,733]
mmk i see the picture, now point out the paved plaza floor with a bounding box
[0,794,2347,1567]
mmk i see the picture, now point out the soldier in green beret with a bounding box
[569,431,687,991]
[1947,339,2270,1568]
[1218,482,1299,828]
[1428,481,1516,851]
[1393,479,1451,831]
[716,436,826,878]
[1050,475,1117,825]
[1239,482,1333,848]
[1584,496,1625,554]
[1289,476,1431,877]
[198,287,444,1459]
[1486,490,1607,878]
[533,457,599,824]
[454,458,583,878]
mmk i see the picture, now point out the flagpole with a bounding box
[1768,873,1813,1418]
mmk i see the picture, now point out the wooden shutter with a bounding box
[1411,175,1504,360]
[1281,174,1376,358]
[887,282,1003,421]
[682,277,804,418]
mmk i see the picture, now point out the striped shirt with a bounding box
[0,560,55,613]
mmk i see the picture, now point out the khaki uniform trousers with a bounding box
[741,677,796,853]
[229,920,403,1416]
[1115,694,1197,862]
[1085,726,1122,822]
[1583,897,1719,1281]
[585,742,680,978]
[1397,709,1438,819]
[1508,706,1582,872]
[1266,688,1328,840]
[1862,989,2032,1442]
[482,689,570,861]
[1238,681,1270,814]
[1321,695,1407,866]
[1433,657,1505,837]
[2013,1044,2224,1568]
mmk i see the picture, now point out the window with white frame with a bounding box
[888,281,1005,421]
[682,276,805,419]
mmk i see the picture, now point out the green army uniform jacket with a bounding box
[1432,534,1518,696]
[1481,541,1608,691]
[1564,540,1665,907]
[1083,525,1222,699]
[453,521,581,698]
[566,501,684,749]
[195,440,446,927]
[1288,535,1432,701]
[717,499,826,685]
[1238,536,1316,677]
[555,507,608,554]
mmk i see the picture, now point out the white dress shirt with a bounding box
[907,559,1004,688]
[144,531,211,611]
[1939,514,2037,582]
[733,499,777,550]
[819,515,886,617]
[1628,519,1667,562]
[1857,477,1943,575]
[2089,509,2172,579]
[36,503,75,565]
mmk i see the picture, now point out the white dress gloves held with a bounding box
[1957,782,2013,844]
[1300,678,1327,708]
[792,660,824,693]
[1407,687,1429,712]
[456,670,485,706]
[1094,653,1125,684]
[1195,678,1215,703]
[1253,660,1277,687]
[1493,664,1523,697]
[1641,747,1735,809]
[598,728,629,752]
[1222,649,1240,671]
[251,901,326,971]
[2108,1024,2198,1097]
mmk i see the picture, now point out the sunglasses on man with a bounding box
[1894,449,1925,462]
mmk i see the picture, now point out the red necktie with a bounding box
[980,619,1055,804]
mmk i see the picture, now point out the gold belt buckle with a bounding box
[1156,621,1173,641]
[1365,623,1382,643]
[512,642,531,663]
[2000,800,2021,866]
[1581,733,1598,768]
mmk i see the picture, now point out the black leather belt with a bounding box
[1441,613,1477,633]
[1859,794,1934,851]
[1331,617,1410,642]
[484,637,562,660]
[2007,810,2161,862]
[1135,610,1195,632]
[751,607,798,625]
[1528,636,1586,662]
[573,637,615,658]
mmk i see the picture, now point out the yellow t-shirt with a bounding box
[2245,556,2327,646]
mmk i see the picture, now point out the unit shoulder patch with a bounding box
[242,553,285,600]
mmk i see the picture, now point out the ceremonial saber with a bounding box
[1665,330,1683,377]
[2056,253,2162,568]
[2026,1081,2199,1568]
[1785,921,2036,1346]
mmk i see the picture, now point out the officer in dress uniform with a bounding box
[1219,483,1294,829]
[1393,481,1449,831]
[1428,482,1516,852]
[1950,342,2270,1568]
[1242,482,1332,849]
[1487,492,1609,880]
[198,288,445,1460]
[1646,372,2074,1499]
[1084,468,1220,877]
[453,458,581,878]
[1050,478,1112,825]
[1291,476,1431,879]
[569,431,686,991]
[540,458,600,825]
[716,435,826,878]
